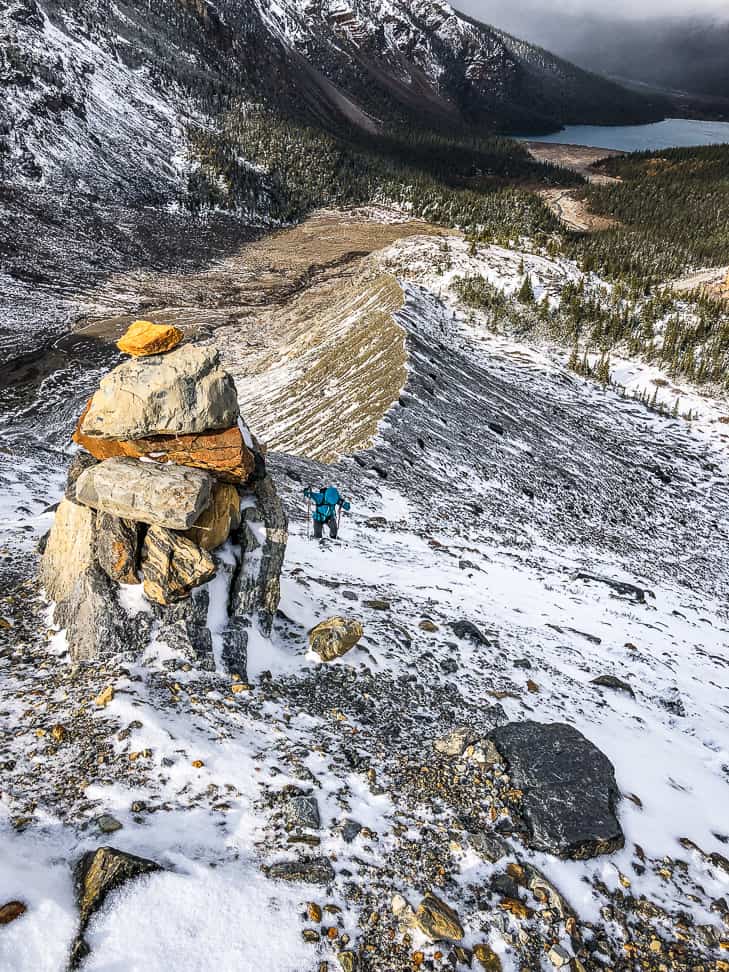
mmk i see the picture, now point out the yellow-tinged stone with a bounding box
[649,939,662,953]
[191,759,204,768]
[473,943,502,971]
[116,320,184,357]
[51,724,66,743]
[183,481,241,551]
[499,898,533,920]
[35,728,46,738]
[95,685,114,708]
[231,684,248,694]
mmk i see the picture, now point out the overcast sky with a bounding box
[455,0,729,20]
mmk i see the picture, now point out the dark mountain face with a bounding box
[455,2,729,109]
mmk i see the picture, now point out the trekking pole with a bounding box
[306,496,311,540]
[336,504,343,538]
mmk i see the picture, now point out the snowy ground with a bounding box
[2,228,729,971]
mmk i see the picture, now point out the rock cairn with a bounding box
[40,320,287,675]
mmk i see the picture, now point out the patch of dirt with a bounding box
[538,188,619,233]
[671,265,729,301]
[525,142,622,184]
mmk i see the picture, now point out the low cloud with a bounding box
[456,0,729,22]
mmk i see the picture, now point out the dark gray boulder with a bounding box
[489,721,624,860]
[154,588,215,670]
[221,622,248,680]
[70,846,161,968]
[231,474,288,636]
[450,620,494,645]
[54,566,150,664]
[283,795,320,830]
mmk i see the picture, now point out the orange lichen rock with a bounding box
[73,402,255,484]
[116,320,184,357]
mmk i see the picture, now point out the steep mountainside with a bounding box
[2,214,729,971]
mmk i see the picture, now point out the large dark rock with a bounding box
[54,566,150,664]
[70,846,161,967]
[231,474,287,636]
[221,622,248,679]
[489,721,624,860]
[155,587,215,670]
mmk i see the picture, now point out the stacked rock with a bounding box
[40,320,287,674]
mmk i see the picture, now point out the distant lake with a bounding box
[515,118,729,152]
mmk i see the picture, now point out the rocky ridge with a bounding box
[2,221,729,971]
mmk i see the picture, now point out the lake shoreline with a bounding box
[512,117,729,152]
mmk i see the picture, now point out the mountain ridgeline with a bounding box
[2,0,664,200]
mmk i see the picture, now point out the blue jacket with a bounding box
[304,486,351,522]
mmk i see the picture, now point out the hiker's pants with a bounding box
[314,516,338,539]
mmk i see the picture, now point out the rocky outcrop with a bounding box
[73,420,255,484]
[40,327,287,667]
[70,846,161,968]
[80,345,239,439]
[308,617,364,661]
[231,474,288,636]
[76,458,213,529]
[39,499,96,603]
[141,527,217,604]
[54,566,150,663]
[489,721,624,860]
[184,481,241,551]
[116,319,183,356]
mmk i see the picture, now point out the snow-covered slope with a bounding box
[2,221,728,971]
[248,0,664,131]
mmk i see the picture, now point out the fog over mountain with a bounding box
[455,0,729,100]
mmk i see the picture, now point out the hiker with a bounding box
[304,485,351,540]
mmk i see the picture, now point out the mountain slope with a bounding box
[2,216,729,971]
[0,0,667,369]
[248,0,666,133]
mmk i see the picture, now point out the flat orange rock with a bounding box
[73,403,255,483]
[116,320,184,356]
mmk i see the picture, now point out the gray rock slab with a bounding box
[80,344,239,439]
[76,457,212,529]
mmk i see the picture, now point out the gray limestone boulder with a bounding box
[489,721,624,860]
[79,344,239,439]
[76,457,213,529]
[39,498,97,603]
